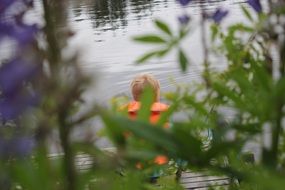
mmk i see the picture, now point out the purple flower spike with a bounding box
[177,0,192,6]
[0,59,38,95]
[178,14,190,25]
[0,23,14,40]
[0,93,40,120]
[247,0,262,13]
[212,8,229,24]
[0,0,17,15]
[13,24,39,45]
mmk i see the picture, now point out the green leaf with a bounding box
[135,51,158,63]
[155,19,172,36]
[178,49,188,72]
[157,48,170,57]
[210,24,219,42]
[103,115,178,152]
[101,112,126,146]
[274,76,285,102]
[136,48,170,63]
[171,123,204,161]
[157,102,178,126]
[133,35,166,44]
[241,5,253,22]
[137,87,154,121]
[179,27,190,39]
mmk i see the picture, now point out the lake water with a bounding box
[67,0,250,104]
[25,0,263,151]
[59,0,261,149]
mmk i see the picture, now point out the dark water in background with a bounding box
[67,0,249,104]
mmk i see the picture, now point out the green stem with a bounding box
[270,100,283,168]
[58,112,77,190]
[42,0,60,68]
[199,1,210,88]
[42,1,77,189]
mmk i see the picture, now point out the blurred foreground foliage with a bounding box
[1,0,285,190]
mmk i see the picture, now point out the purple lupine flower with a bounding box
[177,0,192,6]
[0,92,39,120]
[0,58,38,95]
[212,8,229,24]
[0,23,38,45]
[0,0,38,45]
[0,23,14,40]
[0,0,41,121]
[12,24,38,45]
[0,136,35,158]
[178,14,190,25]
[247,0,262,13]
[0,0,17,15]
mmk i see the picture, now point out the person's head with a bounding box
[130,73,160,102]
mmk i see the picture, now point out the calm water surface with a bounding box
[67,0,249,104]
[31,0,257,150]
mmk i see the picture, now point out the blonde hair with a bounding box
[130,74,160,102]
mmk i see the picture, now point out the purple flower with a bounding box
[212,8,229,24]
[0,0,40,121]
[0,23,14,40]
[247,0,262,13]
[0,0,39,45]
[0,136,35,158]
[13,24,38,45]
[0,92,39,120]
[178,14,190,25]
[0,0,17,15]
[0,57,40,120]
[0,58,38,95]
[177,0,192,6]
[0,23,39,45]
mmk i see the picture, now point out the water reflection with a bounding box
[70,0,244,34]
[70,0,160,32]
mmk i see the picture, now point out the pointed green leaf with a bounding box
[241,5,253,22]
[155,19,172,36]
[136,51,158,64]
[157,48,170,57]
[136,48,170,63]
[137,86,154,121]
[179,26,190,39]
[133,35,166,43]
[157,102,178,126]
[178,49,188,72]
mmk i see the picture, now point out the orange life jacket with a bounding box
[127,101,169,127]
[127,101,169,165]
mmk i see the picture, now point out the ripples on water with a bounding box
[11,0,249,104]
[66,0,252,148]
[29,0,252,150]
[66,0,248,104]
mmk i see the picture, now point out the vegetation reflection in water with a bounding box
[69,0,239,33]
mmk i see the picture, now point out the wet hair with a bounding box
[130,73,160,102]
